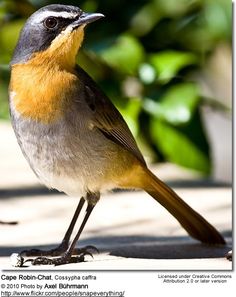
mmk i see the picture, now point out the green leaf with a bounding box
[204,0,232,39]
[158,0,196,17]
[0,20,25,63]
[150,109,211,174]
[0,81,10,120]
[143,83,200,125]
[150,51,198,83]
[118,98,142,137]
[130,2,162,36]
[100,34,145,75]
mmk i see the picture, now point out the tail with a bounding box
[140,167,225,244]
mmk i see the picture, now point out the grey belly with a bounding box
[10,112,124,196]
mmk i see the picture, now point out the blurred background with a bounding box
[0,0,232,269]
[0,0,232,182]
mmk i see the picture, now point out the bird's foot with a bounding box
[11,245,98,267]
[29,254,85,266]
[30,246,98,266]
[20,242,68,257]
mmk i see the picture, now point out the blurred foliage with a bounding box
[0,0,232,174]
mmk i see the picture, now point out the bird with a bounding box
[9,4,225,266]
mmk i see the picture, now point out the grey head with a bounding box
[11,4,104,65]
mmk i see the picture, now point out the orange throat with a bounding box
[10,26,84,124]
[10,61,78,124]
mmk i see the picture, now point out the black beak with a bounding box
[73,12,104,28]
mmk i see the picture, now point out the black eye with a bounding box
[44,17,58,29]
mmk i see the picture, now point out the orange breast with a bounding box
[10,60,78,124]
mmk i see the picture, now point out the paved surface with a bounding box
[0,122,232,270]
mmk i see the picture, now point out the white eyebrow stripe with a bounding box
[32,11,79,24]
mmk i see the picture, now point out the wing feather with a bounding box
[75,66,145,165]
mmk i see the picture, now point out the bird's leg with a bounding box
[31,192,99,266]
[21,197,86,257]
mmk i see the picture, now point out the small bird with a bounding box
[9,4,225,266]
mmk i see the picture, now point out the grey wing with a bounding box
[75,66,146,165]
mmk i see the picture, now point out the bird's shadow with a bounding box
[0,233,231,260]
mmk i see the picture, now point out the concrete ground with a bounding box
[0,122,232,270]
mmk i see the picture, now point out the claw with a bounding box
[73,245,99,255]
[84,245,99,254]
[12,244,98,267]
[82,250,94,259]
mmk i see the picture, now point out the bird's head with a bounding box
[11,4,104,68]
